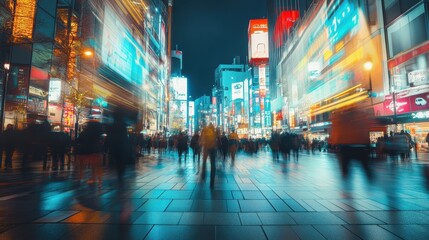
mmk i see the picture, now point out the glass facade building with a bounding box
[0,0,169,135]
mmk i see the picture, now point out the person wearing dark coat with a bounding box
[220,132,229,161]
[50,131,71,170]
[190,132,201,162]
[1,124,16,169]
[177,132,188,162]
[105,111,129,181]
[75,120,104,185]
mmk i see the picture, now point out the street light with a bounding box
[83,50,94,57]
[1,63,10,131]
[363,60,373,104]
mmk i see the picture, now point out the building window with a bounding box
[387,3,428,58]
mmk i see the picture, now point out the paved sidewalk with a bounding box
[1,150,429,239]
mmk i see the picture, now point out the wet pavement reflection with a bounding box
[1,149,429,239]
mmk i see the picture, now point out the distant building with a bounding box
[194,95,211,132]
[266,0,314,131]
[214,57,251,134]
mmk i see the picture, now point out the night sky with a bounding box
[172,0,267,99]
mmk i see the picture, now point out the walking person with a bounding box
[50,130,71,170]
[105,111,129,182]
[291,134,300,161]
[200,123,217,188]
[177,132,188,163]
[220,132,229,161]
[229,130,239,164]
[2,124,16,169]
[75,120,104,186]
[190,132,201,162]
[270,131,280,160]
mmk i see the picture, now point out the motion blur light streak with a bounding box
[323,84,362,102]
[311,90,368,116]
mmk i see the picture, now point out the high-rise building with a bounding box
[248,19,272,138]
[267,0,314,130]
[276,0,385,140]
[0,0,169,135]
[194,95,210,132]
[380,0,429,138]
[214,57,251,135]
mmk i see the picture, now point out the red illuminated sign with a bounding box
[381,91,429,116]
[274,10,300,48]
[63,102,74,127]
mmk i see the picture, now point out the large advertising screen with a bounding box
[171,77,188,101]
[102,5,144,85]
[325,0,359,46]
[232,82,244,100]
[248,19,269,65]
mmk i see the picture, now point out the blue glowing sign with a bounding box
[326,0,359,45]
[102,6,144,85]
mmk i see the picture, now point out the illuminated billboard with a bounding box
[48,78,61,103]
[102,5,144,85]
[325,0,359,46]
[248,19,269,65]
[274,10,300,48]
[171,77,188,101]
[232,82,244,100]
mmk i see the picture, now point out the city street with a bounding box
[1,150,429,239]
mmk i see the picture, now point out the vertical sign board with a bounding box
[259,65,266,98]
[248,19,269,65]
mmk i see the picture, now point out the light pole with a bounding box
[143,84,149,132]
[1,63,10,131]
[363,60,373,105]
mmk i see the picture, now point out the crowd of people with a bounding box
[3,110,420,189]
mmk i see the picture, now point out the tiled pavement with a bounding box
[1,150,429,239]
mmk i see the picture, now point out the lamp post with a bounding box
[363,60,373,106]
[391,86,397,131]
[1,63,10,132]
[363,60,373,105]
[143,84,149,131]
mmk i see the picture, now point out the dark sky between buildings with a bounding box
[172,0,267,98]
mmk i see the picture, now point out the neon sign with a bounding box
[326,0,359,46]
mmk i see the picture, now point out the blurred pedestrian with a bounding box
[220,132,229,161]
[105,111,129,182]
[75,120,104,186]
[330,106,374,179]
[190,132,201,162]
[177,132,188,162]
[1,124,16,169]
[50,130,71,170]
[229,130,239,163]
[270,131,280,160]
[200,123,217,188]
